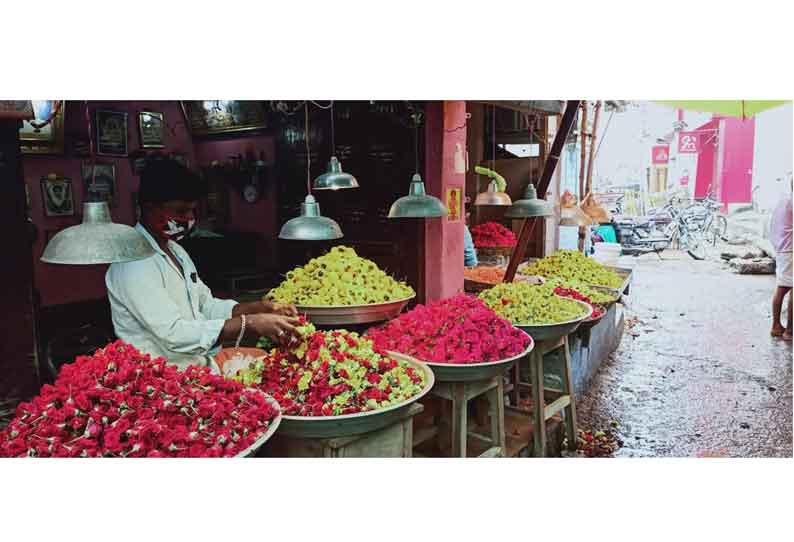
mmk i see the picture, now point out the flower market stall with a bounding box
[0,243,631,458]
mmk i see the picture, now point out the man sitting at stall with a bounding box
[106,159,300,370]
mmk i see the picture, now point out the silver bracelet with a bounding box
[236,314,246,348]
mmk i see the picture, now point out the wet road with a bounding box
[576,250,793,457]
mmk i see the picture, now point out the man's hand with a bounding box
[233,301,299,318]
[247,314,301,344]
[268,302,298,317]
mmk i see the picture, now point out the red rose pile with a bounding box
[0,341,279,458]
[471,222,517,248]
[553,287,604,320]
[367,294,532,364]
[236,321,426,417]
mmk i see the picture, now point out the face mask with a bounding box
[151,210,195,242]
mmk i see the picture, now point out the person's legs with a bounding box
[785,289,793,341]
[772,287,787,336]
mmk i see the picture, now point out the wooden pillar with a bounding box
[0,118,37,401]
[423,101,467,302]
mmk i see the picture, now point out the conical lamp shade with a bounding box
[474,180,512,206]
[504,184,553,218]
[41,201,155,265]
[279,194,344,241]
[313,156,359,190]
[388,174,448,218]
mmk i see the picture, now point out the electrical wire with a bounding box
[310,100,334,110]
[304,103,312,195]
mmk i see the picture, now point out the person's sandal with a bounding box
[783,332,793,342]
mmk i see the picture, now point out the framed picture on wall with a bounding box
[180,100,267,137]
[96,109,128,156]
[138,111,165,148]
[40,174,75,217]
[19,100,66,155]
[82,162,116,207]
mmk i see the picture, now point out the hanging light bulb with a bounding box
[279,103,344,240]
[504,183,553,218]
[388,111,448,219]
[41,201,155,264]
[313,102,359,190]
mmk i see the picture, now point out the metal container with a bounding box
[389,331,534,382]
[235,393,282,457]
[276,357,435,439]
[515,300,593,341]
[296,295,415,326]
[597,265,633,295]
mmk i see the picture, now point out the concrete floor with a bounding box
[576,250,793,457]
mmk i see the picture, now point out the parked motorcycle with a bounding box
[604,203,707,260]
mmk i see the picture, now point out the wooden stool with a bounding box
[416,377,506,458]
[506,336,577,457]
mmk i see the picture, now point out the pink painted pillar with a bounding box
[423,101,466,303]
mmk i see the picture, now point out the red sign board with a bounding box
[678,132,700,154]
[652,145,669,165]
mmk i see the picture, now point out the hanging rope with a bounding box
[330,102,336,155]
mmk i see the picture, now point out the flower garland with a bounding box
[0,341,279,458]
[367,294,531,364]
[470,222,518,248]
[233,320,426,417]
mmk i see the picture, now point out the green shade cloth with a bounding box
[655,101,788,119]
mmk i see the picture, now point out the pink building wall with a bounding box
[716,116,755,207]
[694,119,718,199]
[423,101,465,302]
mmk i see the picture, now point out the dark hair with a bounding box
[138,158,206,205]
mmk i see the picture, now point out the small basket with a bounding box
[475,246,515,259]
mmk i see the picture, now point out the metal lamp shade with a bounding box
[474,180,512,206]
[388,174,448,218]
[278,194,344,241]
[40,202,155,265]
[312,156,359,190]
[504,184,553,218]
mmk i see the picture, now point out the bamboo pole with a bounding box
[585,100,602,196]
[504,100,582,283]
[578,101,588,198]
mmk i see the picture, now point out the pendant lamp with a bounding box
[279,103,344,240]
[313,156,359,190]
[388,112,448,219]
[474,108,512,206]
[313,102,359,190]
[388,173,448,218]
[504,183,553,218]
[41,201,155,264]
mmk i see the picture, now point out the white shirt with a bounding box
[105,224,238,370]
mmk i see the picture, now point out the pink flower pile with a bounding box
[0,341,279,458]
[471,222,518,248]
[367,294,532,364]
